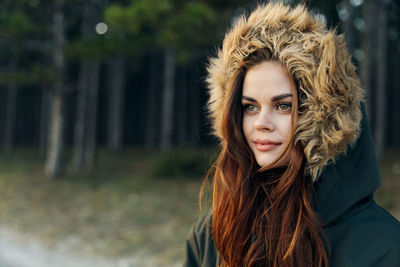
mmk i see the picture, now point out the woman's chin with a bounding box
[256,156,288,169]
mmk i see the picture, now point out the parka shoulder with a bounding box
[183,211,220,267]
[325,200,400,267]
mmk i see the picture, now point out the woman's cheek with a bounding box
[242,115,254,142]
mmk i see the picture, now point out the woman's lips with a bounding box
[253,140,281,151]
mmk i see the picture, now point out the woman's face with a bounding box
[241,61,295,168]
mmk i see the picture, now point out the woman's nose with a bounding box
[254,110,275,131]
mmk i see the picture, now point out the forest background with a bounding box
[0,0,399,266]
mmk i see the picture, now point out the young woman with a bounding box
[184,2,400,267]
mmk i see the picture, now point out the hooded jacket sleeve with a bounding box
[183,211,220,267]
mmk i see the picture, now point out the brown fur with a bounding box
[206,2,363,181]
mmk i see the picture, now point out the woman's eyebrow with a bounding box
[241,96,256,102]
[242,94,293,102]
[271,93,293,102]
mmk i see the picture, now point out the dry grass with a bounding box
[0,148,204,265]
[375,149,400,220]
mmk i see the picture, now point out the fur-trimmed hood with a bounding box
[206,2,363,181]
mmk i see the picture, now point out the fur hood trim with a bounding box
[206,2,363,181]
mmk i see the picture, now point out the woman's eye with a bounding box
[244,104,257,112]
[277,103,292,112]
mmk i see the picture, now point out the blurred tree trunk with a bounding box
[177,66,188,145]
[392,47,400,148]
[72,62,89,171]
[85,61,100,170]
[107,56,125,152]
[145,52,159,150]
[374,0,388,159]
[342,0,355,53]
[72,0,103,171]
[361,0,388,158]
[45,0,66,177]
[189,66,201,144]
[361,0,376,122]
[160,48,176,151]
[39,88,50,156]
[3,60,17,152]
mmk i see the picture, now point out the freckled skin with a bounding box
[242,62,296,167]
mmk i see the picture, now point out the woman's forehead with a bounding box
[242,61,295,98]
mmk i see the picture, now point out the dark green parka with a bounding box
[183,106,400,266]
[183,3,400,267]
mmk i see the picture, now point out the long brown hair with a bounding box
[203,49,329,267]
